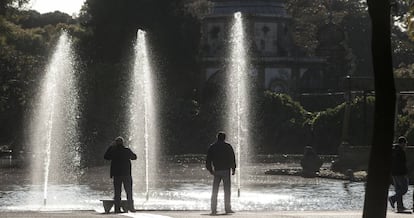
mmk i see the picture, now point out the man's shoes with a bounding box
[225,209,235,214]
[210,211,217,215]
[128,200,136,212]
[397,207,412,213]
[388,197,395,209]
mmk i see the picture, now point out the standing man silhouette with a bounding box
[206,132,236,215]
[389,136,410,213]
[104,136,137,213]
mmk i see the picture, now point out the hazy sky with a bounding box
[29,0,86,15]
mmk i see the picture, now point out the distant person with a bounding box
[300,145,323,178]
[206,132,236,215]
[389,136,410,213]
[104,136,137,213]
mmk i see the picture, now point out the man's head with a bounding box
[304,145,314,154]
[115,136,124,146]
[217,132,226,142]
[398,136,407,146]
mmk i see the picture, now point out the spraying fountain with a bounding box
[1,20,368,214]
[226,12,251,198]
[28,31,80,206]
[129,29,159,201]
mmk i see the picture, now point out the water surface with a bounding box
[0,161,373,211]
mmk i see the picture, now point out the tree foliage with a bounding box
[254,91,312,153]
[0,0,28,15]
[0,1,80,147]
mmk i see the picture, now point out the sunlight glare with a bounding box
[30,0,86,15]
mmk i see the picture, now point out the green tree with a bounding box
[0,19,45,145]
[254,91,312,154]
[0,2,81,150]
[0,0,28,15]
[79,0,205,96]
[14,10,75,28]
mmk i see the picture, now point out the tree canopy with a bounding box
[0,0,28,15]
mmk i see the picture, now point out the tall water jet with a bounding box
[129,29,158,201]
[28,31,80,206]
[226,12,251,198]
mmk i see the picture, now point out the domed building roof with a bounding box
[210,0,289,17]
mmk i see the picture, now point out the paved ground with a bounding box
[1,210,414,218]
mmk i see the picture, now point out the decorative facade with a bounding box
[200,0,326,95]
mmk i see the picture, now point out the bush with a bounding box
[254,91,312,154]
[311,96,375,153]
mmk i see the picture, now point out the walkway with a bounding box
[1,210,413,218]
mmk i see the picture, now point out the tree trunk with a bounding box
[363,1,396,218]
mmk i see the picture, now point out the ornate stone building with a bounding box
[200,0,326,95]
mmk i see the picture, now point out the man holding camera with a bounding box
[104,136,137,213]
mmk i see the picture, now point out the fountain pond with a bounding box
[0,158,370,212]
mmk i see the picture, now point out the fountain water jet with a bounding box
[129,29,159,201]
[226,12,251,198]
[28,31,80,206]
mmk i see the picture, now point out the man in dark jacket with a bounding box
[206,132,236,215]
[389,136,409,213]
[104,136,137,213]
